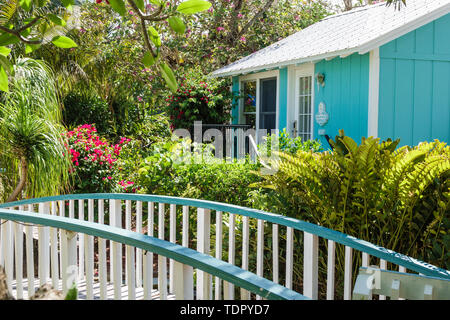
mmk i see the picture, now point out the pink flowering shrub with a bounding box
[64,124,135,193]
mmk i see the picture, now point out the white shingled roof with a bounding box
[211,0,450,77]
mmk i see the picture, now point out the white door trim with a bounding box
[294,64,315,140]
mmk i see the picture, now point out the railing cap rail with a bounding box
[2,193,449,280]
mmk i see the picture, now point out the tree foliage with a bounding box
[0,0,213,92]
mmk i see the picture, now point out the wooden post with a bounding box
[304,232,319,300]
[174,262,194,300]
[61,230,78,298]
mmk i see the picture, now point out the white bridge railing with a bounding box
[0,194,448,300]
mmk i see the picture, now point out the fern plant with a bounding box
[250,130,450,297]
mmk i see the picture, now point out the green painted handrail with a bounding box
[2,193,449,280]
[0,208,307,300]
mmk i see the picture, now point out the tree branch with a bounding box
[140,18,157,58]
[127,0,167,21]
[237,0,275,38]
[0,24,42,45]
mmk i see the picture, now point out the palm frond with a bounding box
[0,0,18,26]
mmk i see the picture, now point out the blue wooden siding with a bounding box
[314,53,370,148]
[378,13,450,146]
[278,67,288,129]
[231,76,240,124]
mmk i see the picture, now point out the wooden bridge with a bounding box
[0,194,449,300]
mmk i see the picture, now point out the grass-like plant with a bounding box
[0,57,71,202]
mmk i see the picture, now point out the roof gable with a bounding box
[211,0,450,77]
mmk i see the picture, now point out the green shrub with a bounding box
[249,131,450,297]
[137,138,260,206]
[258,128,323,155]
[63,91,114,137]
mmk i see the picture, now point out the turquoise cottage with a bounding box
[211,0,450,149]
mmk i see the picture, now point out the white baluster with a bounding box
[58,200,65,279]
[304,232,319,300]
[110,199,122,300]
[362,252,370,267]
[174,262,194,300]
[285,227,294,289]
[143,202,154,300]
[136,201,143,288]
[1,217,13,294]
[169,204,176,294]
[14,206,24,299]
[158,203,167,300]
[344,246,353,300]
[326,240,336,300]
[223,213,235,300]
[78,200,84,280]
[240,215,250,300]
[61,229,78,298]
[84,199,95,299]
[69,200,74,218]
[182,206,189,247]
[98,199,107,300]
[215,211,223,300]
[256,219,264,300]
[197,208,211,300]
[50,202,59,289]
[25,204,34,297]
[38,203,50,286]
[379,259,387,300]
[125,200,135,300]
[272,224,279,284]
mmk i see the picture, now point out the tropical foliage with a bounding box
[0,58,70,202]
[250,131,450,272]
[0,0,213,92]
[165,67,233,131]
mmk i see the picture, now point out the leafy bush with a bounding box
[249,130,450,297]
[137,138,260,206]
[63,91,114,137]
[165,67,233,131]
[258,128,323,155]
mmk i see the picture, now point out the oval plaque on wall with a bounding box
[315,102,329,127]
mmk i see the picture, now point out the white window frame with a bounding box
[239,70,279,142]
[294,67,315,141]
[241,80,257,129]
